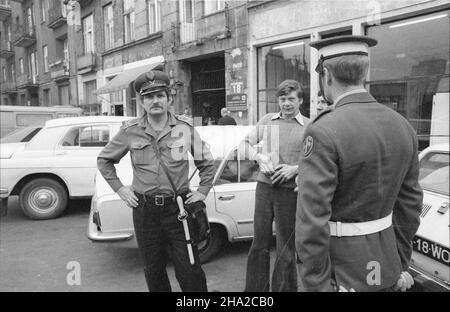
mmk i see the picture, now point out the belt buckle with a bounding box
[155,195,164,206]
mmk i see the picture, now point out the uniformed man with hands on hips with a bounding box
[97,70,216,292]
[295,36,423,292]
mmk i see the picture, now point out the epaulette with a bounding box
[121,118,140,129]
[175,115,193,127]
[312,106,335,124]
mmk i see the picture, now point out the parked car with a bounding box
[88,125,258,263]
[0,116,133,220]
[410,143,449,291]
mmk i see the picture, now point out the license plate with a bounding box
[412,235,450,266]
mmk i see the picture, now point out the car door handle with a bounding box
[55,151,67,156]
[218,195,235,201]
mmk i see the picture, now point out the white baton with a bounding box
[176,196,195,265]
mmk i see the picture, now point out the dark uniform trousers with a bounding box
[132,192,207,292]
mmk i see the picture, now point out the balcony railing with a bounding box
[50,58,70,82]
[0,0,11,21]
[13,23,36,48]
[180,21,196,44]
[16,74,38,89]
[77,52,96,73]
[0,81,17,93]
[48,3,67,29]
[0,40,14,58]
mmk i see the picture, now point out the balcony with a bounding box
[50,59,70,82]
[0,40,14,59]
[0,0,11,21]
[13,23,36,48]
[77,52,96,73]
[16,74,38,90]
[48,4,67,29]
[0,81,17,94]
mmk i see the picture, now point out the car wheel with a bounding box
[198,224,227,264]
[19,178,68,220]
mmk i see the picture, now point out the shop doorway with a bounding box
[190,56,225,125]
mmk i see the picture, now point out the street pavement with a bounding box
[0,197,257,292]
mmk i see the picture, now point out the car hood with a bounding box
[0,143,27,159]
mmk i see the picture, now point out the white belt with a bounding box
[328,213,392,237]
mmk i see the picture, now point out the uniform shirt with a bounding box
[242,112,309,188]
[97,112,216,197]
[295,91,423,291]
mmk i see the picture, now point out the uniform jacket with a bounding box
[295,91,423,291]
[97,112,216,197]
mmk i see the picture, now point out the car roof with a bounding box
[421,143,450,154]
[44,116,134,128]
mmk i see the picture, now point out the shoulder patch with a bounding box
[303,136,314,157]
[312,106,334,124]
[121,118,139,129]
[175,115,193,127]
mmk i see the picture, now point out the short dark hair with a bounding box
[276,80,304,99]
[324,55,369,86]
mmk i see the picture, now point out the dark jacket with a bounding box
[218,115,237,125]
[295,91,423,292]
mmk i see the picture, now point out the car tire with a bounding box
[198,224,227,264]
[19,178,68,220]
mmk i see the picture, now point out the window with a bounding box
[366,11,449,150]
[82,14,94,54]
[179,0,195,43]
[58,85,69,106]
[63,39,69,71]
[16,114,52,127]
[2,66,6,82]
[6,24,11,50]
[19,58,24,74]
[43,45,49,72]
[84,80,97,104]
[10,63,15,82]
[61,125,110,147]
[216,148,260,185]
[147,0,161,34]
[257,38,311,120]
[28,51,38,79]
[43,89,50,106]
[204,0,225,15]
[419,152,449,195]
[26,5,35,34]
[40,0,47,22]
[123,0,135,43]
[103,4,114,50]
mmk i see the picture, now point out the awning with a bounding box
[94,60,163,95]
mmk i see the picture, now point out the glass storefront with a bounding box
[257,38,311,120]
[366,11,449,150]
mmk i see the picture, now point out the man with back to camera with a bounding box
[97,70,216,292]
[241,80,309,292]
[295,35,423,292]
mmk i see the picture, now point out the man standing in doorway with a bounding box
[295,36,422,292]
[218,107,237,125]
[242,80,309,292]
[97,70,216,292]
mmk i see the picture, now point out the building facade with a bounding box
[248,0,449,149]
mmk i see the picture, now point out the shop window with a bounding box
[366,11,449,150]
[257,38,311,120]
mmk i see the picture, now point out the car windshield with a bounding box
[0,127,42,143]
[419,151,449,196]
